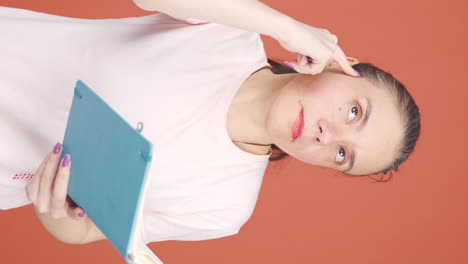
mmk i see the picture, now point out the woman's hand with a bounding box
[25,143,91,244]
[278,19,360,77]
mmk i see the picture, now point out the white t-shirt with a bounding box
[0,6,273,243]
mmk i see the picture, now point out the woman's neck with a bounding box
[226,67,297,146]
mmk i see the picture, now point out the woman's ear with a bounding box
[326,56,360,68]
[346,57,359,65]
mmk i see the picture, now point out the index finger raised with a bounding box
[333,46,360,77]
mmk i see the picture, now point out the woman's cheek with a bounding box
[303,145,333,167]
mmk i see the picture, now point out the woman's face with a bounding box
[266,68,405,175]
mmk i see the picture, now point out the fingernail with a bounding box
[53,143,62,154]
[284,61,294,70]
[355,70,361,77]
[78,212,85,217]
[62,154,70,168]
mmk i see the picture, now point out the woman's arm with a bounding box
[132,0,359,76]
[36,210,106,244]
[132,0,294,41]
[26,146,106,244]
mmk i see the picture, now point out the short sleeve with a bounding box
[141,207,248,243]
[161,13,210,25]
[172,17,210,25]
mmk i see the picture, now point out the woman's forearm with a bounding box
[133,0,294,41]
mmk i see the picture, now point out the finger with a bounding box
[286,60,307,74]
[26,152,51,203]
[71,206,86,220]
[36,145,63,213]
[300,54,327,74]
[333,46,360,77]
[308,62,327,75]
[298,54,308,67]
[50,154,71,219]
[66,196,86,219]
[286,60,319,75]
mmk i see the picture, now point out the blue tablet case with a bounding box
[61,80,157,263]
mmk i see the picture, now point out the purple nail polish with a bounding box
[356,70,362,77]
[284,61,294,70]
[53,143,62,154]
[62,154,70,168]
[78,212,85,217]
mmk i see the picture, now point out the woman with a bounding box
[0,0,420,249]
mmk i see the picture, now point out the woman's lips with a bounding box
[292,107,304,140]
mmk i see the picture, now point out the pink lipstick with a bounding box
[292,107,304,140]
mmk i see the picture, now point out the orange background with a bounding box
[1,0,467,263]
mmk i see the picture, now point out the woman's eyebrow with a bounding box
[358,97,372,132]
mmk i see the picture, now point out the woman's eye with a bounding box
[335,147,346,164]
[347,104,360,122]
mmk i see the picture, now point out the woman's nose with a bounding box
[316,120,338,145]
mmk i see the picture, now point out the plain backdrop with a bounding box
[1,0,467,263]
